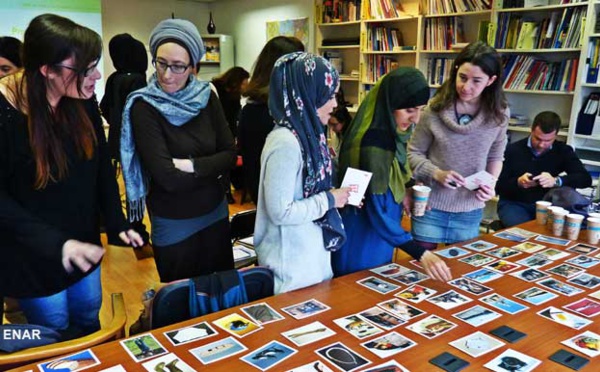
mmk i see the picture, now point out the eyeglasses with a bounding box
[55,60,99,77]
[153,60,191,74]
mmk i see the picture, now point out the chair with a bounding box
[0,293,126,370]
[230,209,257,242]
[150,267,274,330]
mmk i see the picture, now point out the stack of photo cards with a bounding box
[360,331,417,358]
[483,349,541,372]
[480,294,529,314]
[406,314,457,339]
[281,299,330,319]
[38,349,100,372]
[462,240,497,252]
[564,298,600,318]
[395,284,437,303]
[241,302,285,325]
[164,322,218,346]
[190,336,247,365]
[141,353,195,372]
[562,331,600,358]
[453,305,502,327]
[212,313,262,338]
[513,287,558,306]
[449,331,504,358]
[435,246,470,259]
[537,306,592,330]
[377,298,425,321]
[287,360,334,372]
[459,254,496,267]
[240,340,297,371]
[120,334,167,362]
[281,321,336,346]
[427,290,473,310]
[315,342,371,372]
[333,314,383,339]
[356,276,400,294]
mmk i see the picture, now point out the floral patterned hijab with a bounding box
[269,52,345,251]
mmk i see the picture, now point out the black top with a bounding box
[100,72,146,161]
[237,102,274,203]
[212,80,242,138]
[496,137,592,204]
[130,92,236,219]
[0,94,129,297]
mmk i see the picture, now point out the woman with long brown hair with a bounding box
[0,14,142,337]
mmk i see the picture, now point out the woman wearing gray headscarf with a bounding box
[121,18,236,282]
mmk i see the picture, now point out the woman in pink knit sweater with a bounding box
[408,41,509,250]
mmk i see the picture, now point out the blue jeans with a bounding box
[18,266,102,335]
[411,208,483,244]
[497,199,535,228]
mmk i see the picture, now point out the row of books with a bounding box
[492,8,585,50]
[364,55,400,82]
[366,26,404,51]
[425,57,456,86]
[584,38,600,84]
[319,0,362,23]
[422,0,491,14]
[502,54,579,91]
[364,0,403,19]
[424,17,465,50]
[496,0,583,9]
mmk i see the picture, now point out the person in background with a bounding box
[121,18,236,283]
[211,66,250,204]
[408,41,509,250]
[0,36,22,78]
[333,68,451,281]
[99,34,150,250]
[238,36,305,204]
[254,52,351,294]
[0,14,142,336]
[327,96,352,161]
[496,111,591,227]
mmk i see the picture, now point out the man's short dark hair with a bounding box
[532,111,561,134]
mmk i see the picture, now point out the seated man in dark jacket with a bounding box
[496,111,592,227]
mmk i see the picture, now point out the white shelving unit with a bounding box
[197,34,234,82]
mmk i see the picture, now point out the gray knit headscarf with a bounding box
[149,19,205,65]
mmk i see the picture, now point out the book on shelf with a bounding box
[516,21,538,50]
[585,38,600,84]
[203,39,220,62]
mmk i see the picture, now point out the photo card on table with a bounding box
[120,334,168,363]
[480,294,529,314]
[426,290,473,310]
[189,336,248,365]
[435,246,470,259]
[448,277,493,296]
[452,305,502,327]
[360,331,417,358]
[449,331,505,358]
[241,302,285,325]
[164,322,218,346]
[535,235,571,246]
[369,263,410,277]
[395,284,437,303]
[462,240,497,252]
[459,253,496,267]
[240,340,297,371]
[513,287,558,306]
[406,314,457,339]
[315,342,371,372]
[546,263,585,279]
[38,349,100,372]
[141,353,195,372]
[537,248,571,261]
[568,273,600,289]
[493,231,527,242]
[515,254,552,268]
[537,306,593,330]
[359,360,409,372]
[377,298,425,321]
[566,255,600,269]
[212,313,262,338]
[483,349,541,372]
[486,260,521,274]
[281,321,336,347]
[333,314,383,340]
[356,276,400,294]
[358,306,405,330]
[281,299,331,320]
[388,270,429,286]
[512,241,546,254]
[287,360,334,372]
[566,243,599,255]
[564,298,600,318]
[561,331,600,358]
[538,278,585,296]
[486,247,522,260]
[504,227,539,239]
[510,267,550,282]
[463,268,503,284]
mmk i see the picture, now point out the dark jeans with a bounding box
[497,199,536,228]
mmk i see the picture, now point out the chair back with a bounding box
[0,293,126,369]
[241,266,274,302]
[230,209,257,242]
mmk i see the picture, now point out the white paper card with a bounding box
[341,167,373,206]
[464,170,495,191]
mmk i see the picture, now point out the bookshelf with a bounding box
[196,34,234,82]
[314,0,600,169]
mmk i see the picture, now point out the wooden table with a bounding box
[13,221,600,371]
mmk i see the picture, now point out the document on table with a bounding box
[464,170,495,191]
[341,167,372,206]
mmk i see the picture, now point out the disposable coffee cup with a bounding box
[587,217,600,245]
[535,201,552,225]
[588,212,600,219]
[552,209,569,237]
[565,213,584,240]
[412,185,431,217]
[547,206,565,230]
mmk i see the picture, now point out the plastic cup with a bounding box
[565,213,584,240]
[587,217,600,244]
[412,185,431,217]
[552,209,569,237]
[547,206,565,230]
[535,201,552,225]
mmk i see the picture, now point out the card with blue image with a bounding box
[241,340,297,371]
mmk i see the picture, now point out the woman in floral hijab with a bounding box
[254,52,351,294]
